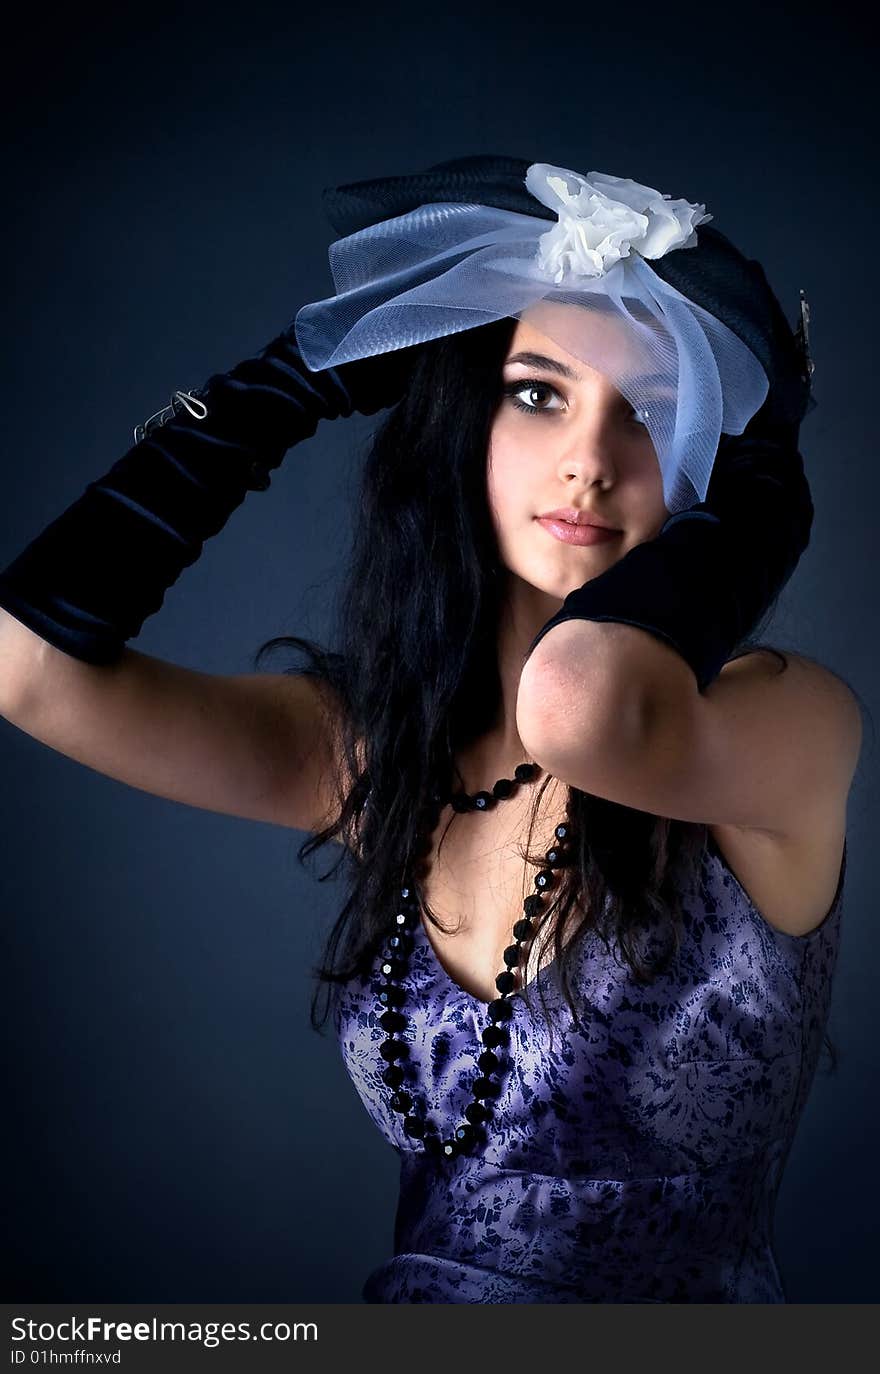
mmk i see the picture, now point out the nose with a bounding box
[555,422,618,489]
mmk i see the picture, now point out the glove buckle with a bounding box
[133,389,209,444]
[795,288,814,389]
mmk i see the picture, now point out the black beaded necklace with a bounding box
[375,759,575,1161]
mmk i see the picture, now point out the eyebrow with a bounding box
[504,351,581,381]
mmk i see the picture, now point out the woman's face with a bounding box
[486,310,670,604]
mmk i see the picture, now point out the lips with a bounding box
[536,516,622,547]
[538,508,620,530]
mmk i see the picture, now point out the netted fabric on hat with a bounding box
[294,154,815,516]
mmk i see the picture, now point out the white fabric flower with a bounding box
[524,163,713,284]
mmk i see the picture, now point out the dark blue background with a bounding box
[2,0,877,1302]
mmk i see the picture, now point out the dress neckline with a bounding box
[414,904,572,1007]
[409,826,850,1006]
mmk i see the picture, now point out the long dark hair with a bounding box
[252,317,845,1069]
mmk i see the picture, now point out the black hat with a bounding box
[322,153,814,428]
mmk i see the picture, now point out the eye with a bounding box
[502,379,564,417]
[502,378,655,432]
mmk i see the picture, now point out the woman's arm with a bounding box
[519,629,863,837]
[0,606,343,834]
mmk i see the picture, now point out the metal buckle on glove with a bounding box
[133,389,209,444]
[795,288,814,387]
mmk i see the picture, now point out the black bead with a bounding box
[441,1138,460,1158]
[387,931,414,956]
[472,1076,500,1100]
[495,970,517,995]
[488,997,514,1023]
[454,1123,476,1149]
[554,822,571,841]
[513,916,534,941]
[492,778,515,799]
[379,956,407,978]
[379,1038,409,1063]
[379,1009,406,1033]
[377,983,406,1009]
[545,846,564,867]
[514,763,538,782]
[523,894,544,917]
[450,794,471,813]
[477,1049,500,1073]
[403,1115,425,1138]
[464,1100,490,1124]
[473,791,495,811]
[382,1064,405,1088]
[534,869,554,890]
[482,1025,507,1048]
[389,1090,413,1113]
[503,944,520,968]
[400,886,420,905]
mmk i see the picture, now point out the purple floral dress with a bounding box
[333,829,847,1303]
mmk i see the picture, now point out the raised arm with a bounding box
[0,301,410,833]
[0,605,346,834]
[0,325,410,668]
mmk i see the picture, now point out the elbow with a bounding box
[516,650,648,789]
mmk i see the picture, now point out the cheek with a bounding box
[486,426,533,523]
[616,446,666,524]
[487,462,524,537]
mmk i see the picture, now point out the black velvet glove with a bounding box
[524,393,814,695]
[0,330,412,665]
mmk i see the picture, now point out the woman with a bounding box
[0,155,864,1303]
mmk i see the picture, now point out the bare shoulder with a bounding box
[709,647,859,938]
[526,636,863,847]
[722,644,857,707]
[722,646,863,811]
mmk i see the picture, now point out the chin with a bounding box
[514,571,574,605]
